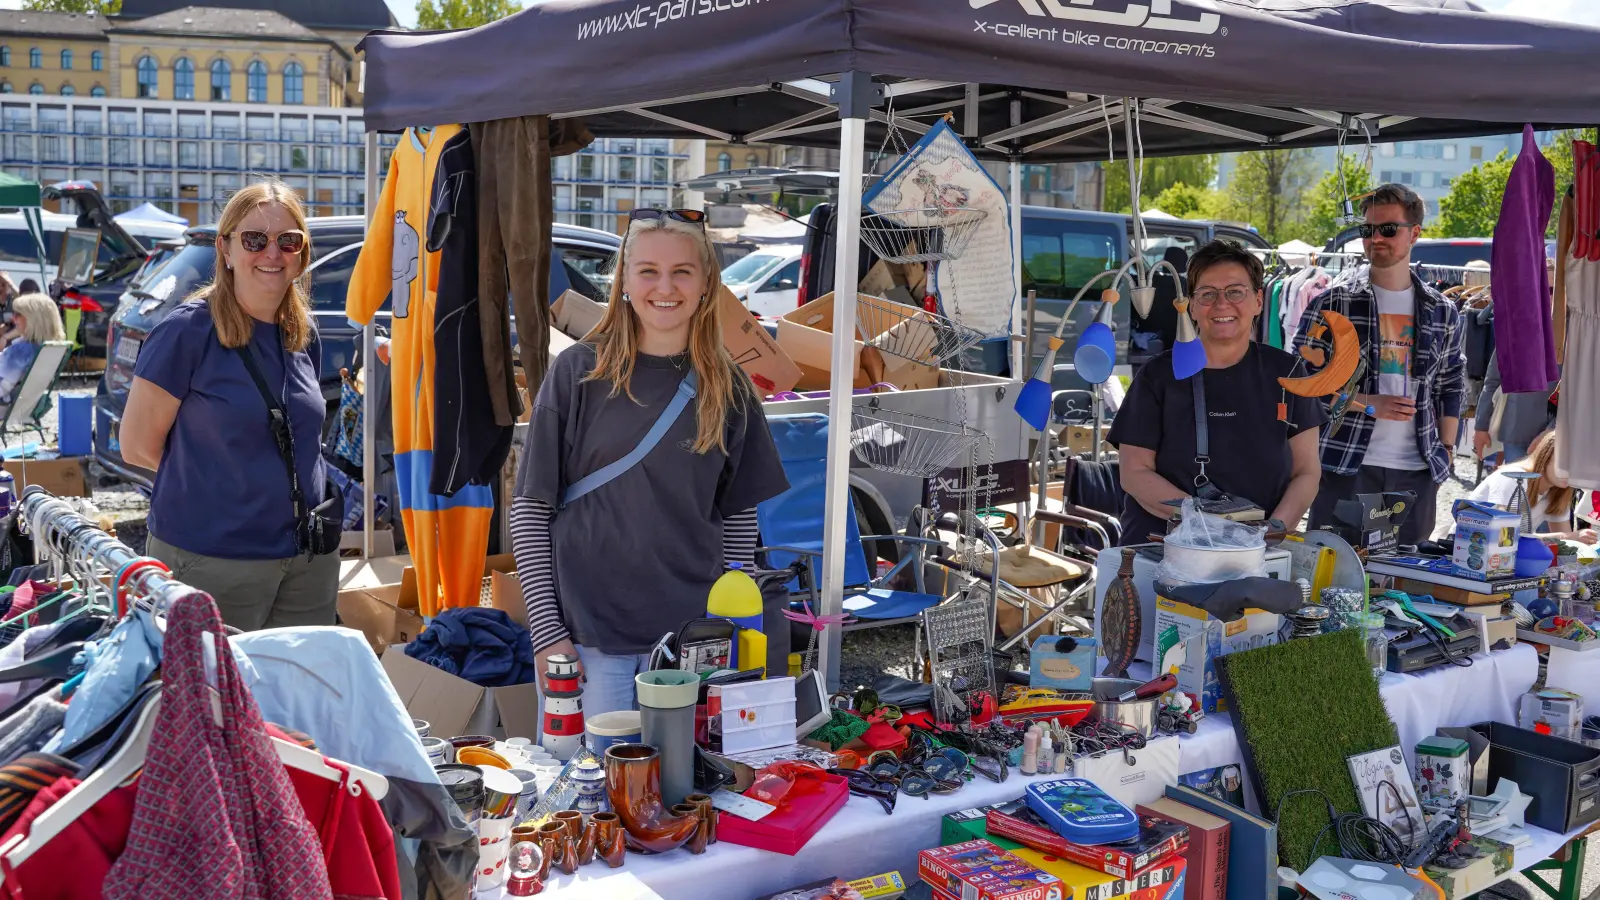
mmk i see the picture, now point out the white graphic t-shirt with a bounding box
[1362,284,1426,471]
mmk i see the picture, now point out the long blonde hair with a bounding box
[10,292,63,343]
[585,215,751,454]
[1523,430,1574,518]
[192,180,314,351]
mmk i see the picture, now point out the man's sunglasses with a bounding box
[629,208,707,226]
[1358,222,1415,239]
[226,230,307,254]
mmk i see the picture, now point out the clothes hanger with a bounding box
[0,641,83,684]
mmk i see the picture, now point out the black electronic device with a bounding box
[1332,491,1417,552]
[1385,611,1481,674]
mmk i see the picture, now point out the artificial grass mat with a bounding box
[1217,628,1399,871]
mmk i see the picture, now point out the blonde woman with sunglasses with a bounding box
[121,181,338,631]
[512,208,789,715]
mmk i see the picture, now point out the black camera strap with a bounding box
[236,342,308,523]
[1191,374,1210,488]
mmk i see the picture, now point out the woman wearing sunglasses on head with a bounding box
[1108,240,1328,544]
[120,181,338,631]
[511,208,789,716]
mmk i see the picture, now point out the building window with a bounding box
[91,51,102,71]
[283,62,303,105]
[246,61,267,103]
[0,83,10,94]
[28,48,39,69]
[1470,145,1483,161]
[650,157,669,183]
[90,85,105,97]
[746,153,759,168]
[289,146,309,170]
[1399,171,1415,186]
[210,59,230,101]
[617,156,635,182]
[576,154,595,179]
[59,84,73,96]
[1378,142,1394,158]
[315,145,335,170]
[1443,144,1458,161]
[109,138,133,165]
[1380,170,1393,183]
[178,141,200,167]
[716,151,732,172]
[0,47,9,68]
[59,50,71,70]
[173,58,194,101]
[27,83,41,95]
[136,55,158,98]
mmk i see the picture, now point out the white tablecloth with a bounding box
[501,644,1568,900]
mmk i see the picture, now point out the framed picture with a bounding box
[1347,746,1427,848]
[57,227,102,286]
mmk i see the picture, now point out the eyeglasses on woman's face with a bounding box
[628,208,707,227]
[226,229,306,254]
[1190,285,1254,307]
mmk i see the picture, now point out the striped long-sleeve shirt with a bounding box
[510,496,761,654]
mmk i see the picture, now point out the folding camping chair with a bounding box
[0,341,71,447]
[756,413,954,631]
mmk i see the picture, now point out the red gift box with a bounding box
[719,771,849,855]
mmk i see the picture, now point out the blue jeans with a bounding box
[1502,442,1529,465]
[574,645,653,718]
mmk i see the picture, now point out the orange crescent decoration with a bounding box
[1280,310,1359,397]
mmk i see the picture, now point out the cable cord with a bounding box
[1275,788,1410,868]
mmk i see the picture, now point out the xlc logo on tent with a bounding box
[968,0,1222,35]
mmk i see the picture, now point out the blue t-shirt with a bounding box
[0,339,39,405]
[135,301,326,560]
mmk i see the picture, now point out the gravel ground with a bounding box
[44,384,1600,896]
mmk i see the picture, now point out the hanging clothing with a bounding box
[0,694,66,766]
[1555,253,1600,490]
[1491,125,1559,394]
[0,752,76,834]
[469,116,594,424]
[428,128,513,497]
[347,124,494,618]
[102,593,333,900]
[0,773,136,900]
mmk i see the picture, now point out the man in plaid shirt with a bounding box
[1294,184,1467,544]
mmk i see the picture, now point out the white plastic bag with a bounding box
[1155,499,1267,584]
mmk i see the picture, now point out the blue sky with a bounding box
[384,0,419,29]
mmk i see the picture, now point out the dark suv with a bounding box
[94,216,621,488]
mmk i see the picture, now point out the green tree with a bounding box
[1215,149,1314,244]
[22,0,119,13]
[1431,151,1515,239]
[1150,182,1222,220]
[1303,154,1374,246]
[1102,154,1219,214]
[415,0,522,30]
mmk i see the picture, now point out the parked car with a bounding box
[721,246,802,317]
[33,182,187,358]
[94,217,621,488]
[802,202,1270,385]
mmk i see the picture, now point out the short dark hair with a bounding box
[1361,183,1426,226]
[1187,239,1265,294]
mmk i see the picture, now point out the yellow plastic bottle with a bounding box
[708,563,766,676]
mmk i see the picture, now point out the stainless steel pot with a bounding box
[1090,678,1157,738]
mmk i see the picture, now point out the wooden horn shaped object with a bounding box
[1281,310,1360,398]
[1100,548,1142,679]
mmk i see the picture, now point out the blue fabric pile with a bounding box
[403,608,537,687]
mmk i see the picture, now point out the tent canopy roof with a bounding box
[359,0,1600,161]
[0,172,40,209]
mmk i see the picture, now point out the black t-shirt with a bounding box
[515,343,791,654]
[1106,343,1328,545]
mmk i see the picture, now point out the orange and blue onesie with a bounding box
[347,125,493,618]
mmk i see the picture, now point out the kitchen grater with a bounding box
[922,597,996,726]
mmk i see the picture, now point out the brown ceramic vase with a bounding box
[590,812,626,868]
[604,743,698,853]
[535,821,566,878]
[553,810,585,841]
[671,803,709,855]
[685,793,717,844]
[576,819,598,866]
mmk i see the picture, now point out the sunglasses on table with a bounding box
[226,230,307,253]
[628,208,707,226]
[1358,222,1416,239]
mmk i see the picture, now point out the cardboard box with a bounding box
[394,552,518,615]
[1452,501,1519,581]
[337,581,424,656]
[777,292,937,393]
[5,456,88,497]
[918,841,1065,900]
[1154,595,1280,714]
[1422,835,1514,900]
[379,645,543,741]
[1060,425,1115,457]
[553,287,800,395]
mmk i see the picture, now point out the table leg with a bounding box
[1524,835,1588,900]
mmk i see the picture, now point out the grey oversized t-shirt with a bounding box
[515,343,789,654]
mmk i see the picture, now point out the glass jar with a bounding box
[1360,612,1389,679]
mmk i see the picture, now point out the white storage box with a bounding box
[709,677,797,754]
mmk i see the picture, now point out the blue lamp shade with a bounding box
[1073,321,1116,385]
[1014,335,1063,431]
[1171,298,1208,380]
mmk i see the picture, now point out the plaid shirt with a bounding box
[1292,266,1467,483]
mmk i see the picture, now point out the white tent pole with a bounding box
[819,73,873,691]
[362,129,379,558]
[1009,158,1023,380]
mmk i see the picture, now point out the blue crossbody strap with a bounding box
[560,369,698,509]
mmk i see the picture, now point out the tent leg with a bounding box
[820,82,871,692]
[1009,157,1023,379]
[362,130,379,559]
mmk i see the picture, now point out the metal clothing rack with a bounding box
[17,486,199,620]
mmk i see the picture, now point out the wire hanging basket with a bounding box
[856,294,985,368]
[850,405,984,479]
[860,207,987,264]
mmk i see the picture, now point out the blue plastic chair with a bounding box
[756,413,946,627]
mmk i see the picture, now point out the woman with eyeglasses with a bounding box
[120,180,337,630]
[511,208,789,715]
[1108,240,1328,544]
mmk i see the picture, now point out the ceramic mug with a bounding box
[412,718,431,738]
[585,710,643,755]
[508,767,542,821]
[420,736,452,765]
[450,734,496,751]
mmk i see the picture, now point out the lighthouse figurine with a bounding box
[540,653,584,761]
